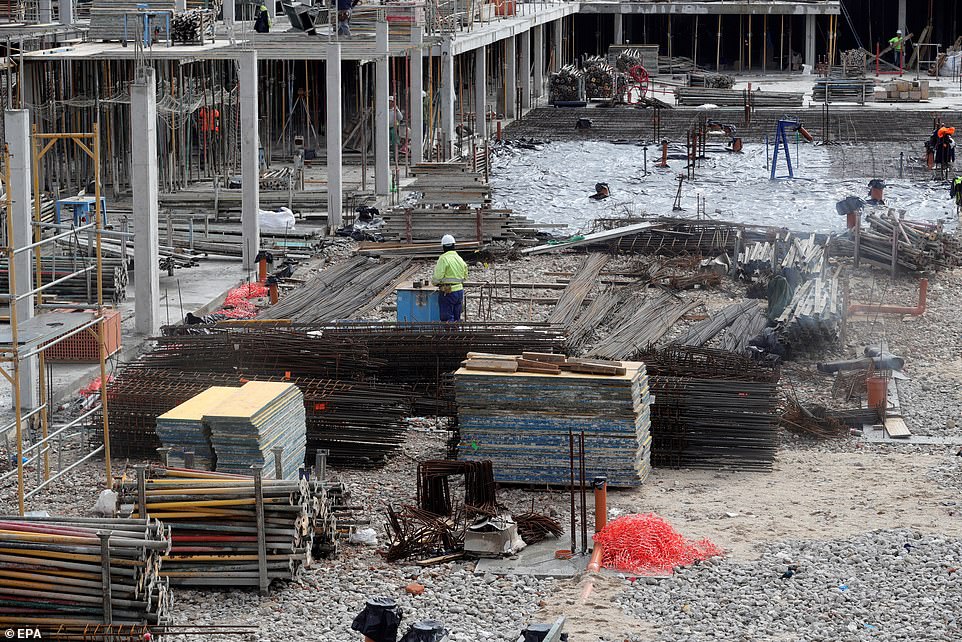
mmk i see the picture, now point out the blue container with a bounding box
[396,286,440,322]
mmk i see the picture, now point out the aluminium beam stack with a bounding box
[205,382,307,480]
[775,270,842,355]
[455,362,651,487]
[155,386,238,469]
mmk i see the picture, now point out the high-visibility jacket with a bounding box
[432,250,467,293]
[889,35,904,52]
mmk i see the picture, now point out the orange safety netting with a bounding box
[220,282,268,319]
[593,512,722,575]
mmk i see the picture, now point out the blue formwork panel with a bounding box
[455,363,652,487]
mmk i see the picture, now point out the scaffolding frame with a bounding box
[0,124,112,515]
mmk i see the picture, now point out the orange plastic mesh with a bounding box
[221,282,268,319]
[593,512,722,575]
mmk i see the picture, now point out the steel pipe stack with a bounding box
[0,256,128,303]
[116,467,337,590]
[0,516,171,627]
[640,347,780,471]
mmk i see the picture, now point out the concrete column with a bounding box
[131,68,160,336]
[533,25,544,99]
[267,0,275,20]
[39,0,52,23]
[223,0,235,26]
[613,13,624,45]
[552,19,563,72]
[375,21,390,195]
[804,14,816,70]
[410,27,424,164]
[519,31,531,110]
[440,39,455,158]
[898,0,907,36]
[239,51,260,270]
[505,35,517,118]
[326,44,343,232]
[4,110,38,410]
[174,0,186,11]
[475,45,486,138]
[59,0,73,25]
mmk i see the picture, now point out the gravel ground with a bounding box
[3,245,962,641]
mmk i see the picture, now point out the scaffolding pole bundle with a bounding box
[0,516,171,627]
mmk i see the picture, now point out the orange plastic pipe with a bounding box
[258,258,268,283]
[587,543,604,572]
[848,278,927,317]
[593,478,607,532]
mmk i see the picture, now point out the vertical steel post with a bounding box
[272,446,284,479]
[135,464,146,519]
[98,530,113,623]
[253,465,269,596]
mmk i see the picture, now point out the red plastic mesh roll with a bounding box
[593,512,722,575]
[221,283,268,319]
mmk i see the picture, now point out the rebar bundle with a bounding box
[672,300,760,347]
[589,291,699,360]
[718,302,769,355]
[639,346,780,471]
[547,253,609,325]
[171,9,215,44]
[257,256,416,323]
[115,467,337,589]
[0,516,171,627]
[566,287,622,353]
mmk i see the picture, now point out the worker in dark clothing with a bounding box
[253,2,271,32]
[336,0,359,37]
[589,182,610,200]
[951,176,962,216]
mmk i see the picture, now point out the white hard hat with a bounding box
[897,29,902,34]
[441,234,456,247]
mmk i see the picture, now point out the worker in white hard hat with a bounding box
[431,234,468,322]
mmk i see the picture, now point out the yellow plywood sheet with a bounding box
[454,361,643,382]
[157,386,240,421]
[204,381,299,419]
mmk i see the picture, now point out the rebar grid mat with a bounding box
[42,624,256,640]
[639,346,780,471]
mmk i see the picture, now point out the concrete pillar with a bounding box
[4,110,38,410]
[267,0,275,20]
[39,0,52,23]
[613,13,624,45]
[533,25,544,99]
[174,0,186,10]
[519,31,531,110]
[131,68,160,336]
[239,51,260,270]
[326,44,343,232]
[898,0,907,37]
[552,19,563,72]
[223,0,235,26]
[440,39,455,158]
[805,14,816,70]
[410,27,424,164]
[59,0,73,25]
[475,45,486,138]
[375,21,390,195]
[505,35,517,118]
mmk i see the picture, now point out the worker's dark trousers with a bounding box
[440,290,464,322]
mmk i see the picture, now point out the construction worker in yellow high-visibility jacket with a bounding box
[432,234,468,322]
[889,30,905,67]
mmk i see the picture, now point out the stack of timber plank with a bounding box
[205,382,307,480]
[455,357,652,487]
[155,386,238,470]
[387,162,537,242]
[813,78,876,103]
[675,87,804,107]
[89,0,176,41]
